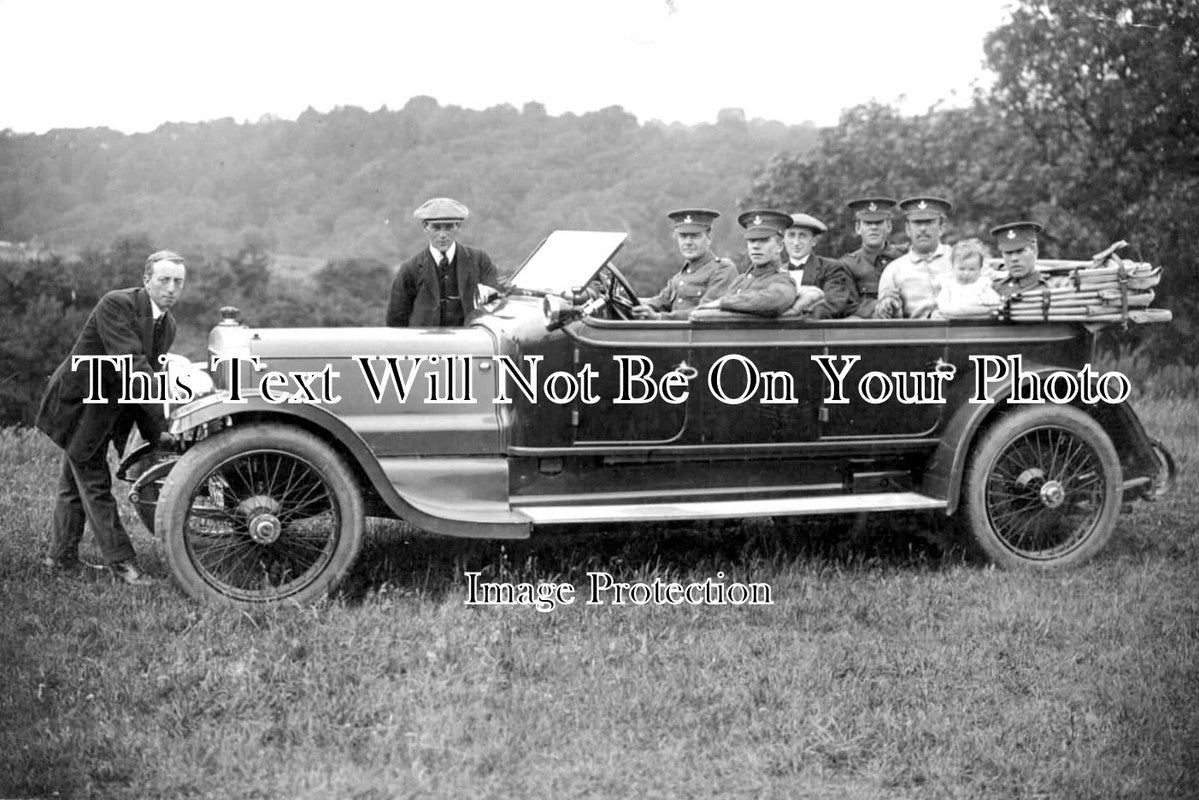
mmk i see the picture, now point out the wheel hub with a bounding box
[248,513,282,544]
[1039,480,1066,508]
[238,494,284,544]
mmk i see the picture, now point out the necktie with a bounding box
[153,315,166,351]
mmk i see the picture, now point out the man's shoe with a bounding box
[42,555,102,574]
[109,560,156,586]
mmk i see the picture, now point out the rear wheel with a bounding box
[961,406,1122,569]
[155,424,364,605]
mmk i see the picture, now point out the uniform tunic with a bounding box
[992,271,1048,301]
[644,251,739,319]
[876,243,953,318]
[718,261,797,316]
[839,244,904,317]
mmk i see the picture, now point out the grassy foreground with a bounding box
[1,399,1196,799]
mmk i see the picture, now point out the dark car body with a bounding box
[132,232,1174,605]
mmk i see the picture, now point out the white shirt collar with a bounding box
[911,243,950,264]
[149,298,165,320]
[430,243,457,264]
[789,255,810,268]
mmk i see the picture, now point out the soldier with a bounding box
[385,197,499,327]
[840,196,905,317]
[874,195,954,319]
[783,212,856,318]
[694,210,797,317]
[632,208,739,320]
[990,221,1048,300]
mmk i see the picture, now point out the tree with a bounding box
[985,0,1199,336]
[744,102,1068,258]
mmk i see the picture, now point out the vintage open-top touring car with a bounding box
[122,231,1176,606]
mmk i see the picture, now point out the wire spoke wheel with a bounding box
[157,425,364,605]
[962,406,1121,569]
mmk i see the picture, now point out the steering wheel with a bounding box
[596,262,641,320]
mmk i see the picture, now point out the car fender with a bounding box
[166,392,531,539]
[923,360,1159,515]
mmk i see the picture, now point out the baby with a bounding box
[934,239,1002,319]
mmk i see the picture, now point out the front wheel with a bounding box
[961,406,1122,569]
[155,424,365,605]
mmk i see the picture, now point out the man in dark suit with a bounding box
[385,197,499,327]
[36,250,186,584]
[783,213,856,318]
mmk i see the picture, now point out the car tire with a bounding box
[155,424,365,605]
[961,405,1122,569]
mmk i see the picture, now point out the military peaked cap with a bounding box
[898,195,952,221]
[846,196,898,221]
[667,208,720,233]
[990,221,1045,252]
[737,209,791,239]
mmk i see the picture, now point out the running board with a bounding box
[515,492,947,525]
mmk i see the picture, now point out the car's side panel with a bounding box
[211,326,505,457]
[815,319,949,439]
[565,319,692,444]
[690,320,824,444]
[167,398,531,538]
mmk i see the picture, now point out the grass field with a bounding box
[1,398,1196,799]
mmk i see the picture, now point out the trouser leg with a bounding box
[48,455,86,561]
[68,446,136,565]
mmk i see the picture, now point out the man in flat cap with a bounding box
[783,212,856,318]
[990,221,1047,300]
[385,197,499,328]
[632,209,739,320]
[839,196,905,317]
[874,195,954,319]
[694,210,797,317]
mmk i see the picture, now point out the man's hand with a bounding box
[873,296,901,319]
[630,304,660,320]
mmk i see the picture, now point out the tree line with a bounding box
[1,0,1195,426]
[746,0,1197,361]
[0,99,818,285]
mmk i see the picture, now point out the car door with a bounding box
[816,319,949,439]
[567,317,692,444]
[689,318,825,445]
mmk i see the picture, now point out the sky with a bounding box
[0,0,1016,134]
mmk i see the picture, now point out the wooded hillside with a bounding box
[0,99,818,284]
[2,0,1196,429]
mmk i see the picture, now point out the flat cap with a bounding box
[787,213,828,234]
[899,195,952,221]
[737,209,791,239]
[413,197,469,222]
[846,196,898,222]
[990,220,1045,252]
[667,208,720,233]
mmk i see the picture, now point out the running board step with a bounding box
[515,492,947,525]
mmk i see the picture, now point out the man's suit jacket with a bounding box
[36,287,176,461]
[385,244,498,327]
[792,255,858,318]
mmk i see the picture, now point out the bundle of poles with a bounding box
[986,241,1172,323]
